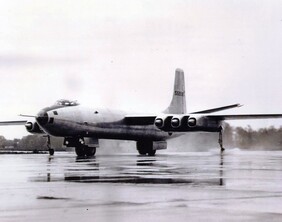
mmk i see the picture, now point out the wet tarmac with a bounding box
[0,149,282,221]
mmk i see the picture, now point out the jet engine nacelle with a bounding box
[171,115,186,128]
[187,115,206,128]
[25,121,44,134]
[154,115,173,129]
[154,117,166,129]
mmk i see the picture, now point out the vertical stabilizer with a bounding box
[163,68,187,114]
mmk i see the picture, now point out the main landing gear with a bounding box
[64,137,97,157]
[75,145,96,157]
[137,141,156,156]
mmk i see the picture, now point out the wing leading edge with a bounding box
[206,114,282,121]
[0,121,27,126]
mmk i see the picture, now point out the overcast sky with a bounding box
[1,0,282,139]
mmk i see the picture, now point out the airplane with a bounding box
[1,68,282,157]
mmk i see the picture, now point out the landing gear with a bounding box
[46,135,55,156]
[85,146,96,156]
[64,137,98,157]
[138,150,147,155]
[148,150,156,156]
[49,148,55,155]
[75,145,96,157]
[218,127,225,152]
[137,141,156,156]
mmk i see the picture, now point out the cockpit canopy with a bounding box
[55,99,79,106]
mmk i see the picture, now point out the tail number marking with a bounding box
[174,91,185,96]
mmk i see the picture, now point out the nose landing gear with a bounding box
[46,135,55,155]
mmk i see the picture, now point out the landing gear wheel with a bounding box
[75,146,85,156]
[85,147,96,157]
[138,150,147,155]
[136,141,157,156]
[75,145,96,157]
[49,148,55,156]
[148,150,156,156]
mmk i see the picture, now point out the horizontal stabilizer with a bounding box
[191,103,242,114]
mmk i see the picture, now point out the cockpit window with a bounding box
[55,99,79,106]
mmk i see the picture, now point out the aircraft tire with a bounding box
[75,146,86,156]
[49,149,55,156]
[85,147,96,157]
[138,149,147,155]
[137,141,155,156]
[75,146,96,157]
[148,150,156,156]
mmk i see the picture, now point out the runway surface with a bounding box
[0,149,282,221]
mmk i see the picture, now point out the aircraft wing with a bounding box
[0,121,27,125]
[124,103,245,125]
[206,114,282,121]
[125,113,282,125]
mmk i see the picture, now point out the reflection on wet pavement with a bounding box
[35,152,226,186]
[1,150,282,222]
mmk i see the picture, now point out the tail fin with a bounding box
[163,68,186,114]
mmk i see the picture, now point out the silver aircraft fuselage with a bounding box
[36,105,173,141]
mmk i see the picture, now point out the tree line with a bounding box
[223,124,282,150]
[0,135,64,152]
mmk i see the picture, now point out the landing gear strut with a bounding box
[47,135,54,155]
[218,127,225,152]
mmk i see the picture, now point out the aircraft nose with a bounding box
[36,110,49,125]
